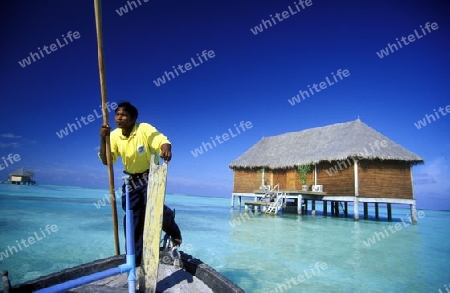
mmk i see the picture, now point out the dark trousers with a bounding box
[121,181,181,264]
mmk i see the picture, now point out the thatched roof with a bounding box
[9,167,34,177]
[229,119,424,169]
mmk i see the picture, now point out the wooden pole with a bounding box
[353,159,359,221]
[410,169,418,224]
[94,0,120,255]
[387,203,392,221]
[297,196,302,215]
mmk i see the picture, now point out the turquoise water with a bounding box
[0,184,449,292]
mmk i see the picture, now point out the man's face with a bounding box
[115,107,136,129]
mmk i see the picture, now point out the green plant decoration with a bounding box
[298,165,311,185]
[257,167,265,187]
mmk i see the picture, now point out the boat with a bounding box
[1,250,245,293]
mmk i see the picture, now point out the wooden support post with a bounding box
[353,198,359,221]
[353,159,359,221]
[330,201,334,216]
[375,203,379,219]
[238,196,242,208]
[335,201,339,217]
[410,203,418,224]
[297,195,303,215]
[387,203,392,221]
[410,169,418,224]
[323,200,328,217]
[344,202,348,217]
[411,203,417,225]
[311,200,316,216]
[231,194,234,208]
[304,199,308,215]
[364,202,368,219]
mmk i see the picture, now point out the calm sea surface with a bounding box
[0,184,449,292]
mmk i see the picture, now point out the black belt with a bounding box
[124,169,149,182]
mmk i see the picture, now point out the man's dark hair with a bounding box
[116,101,138,119]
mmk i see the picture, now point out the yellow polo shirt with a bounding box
[109,122,170,174]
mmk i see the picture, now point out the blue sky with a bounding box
[0,0,449,210]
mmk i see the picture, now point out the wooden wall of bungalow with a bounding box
[232,159,414,199]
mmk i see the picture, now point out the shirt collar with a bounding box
[119,123,139,139]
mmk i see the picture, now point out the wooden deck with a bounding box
[232,189,418,223]
[242,200,270,206]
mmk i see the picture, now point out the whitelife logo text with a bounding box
[18,31,81,68]
[153,50,215,87]
[191,121,253,157]
[55,102,118,139]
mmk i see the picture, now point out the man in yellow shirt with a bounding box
[99,101,182,265]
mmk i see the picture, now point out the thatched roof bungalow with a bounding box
[8,168,36,185]
[229,119,424,221]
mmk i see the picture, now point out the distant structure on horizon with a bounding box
[6,167,37,185]
[229,119,424,223]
